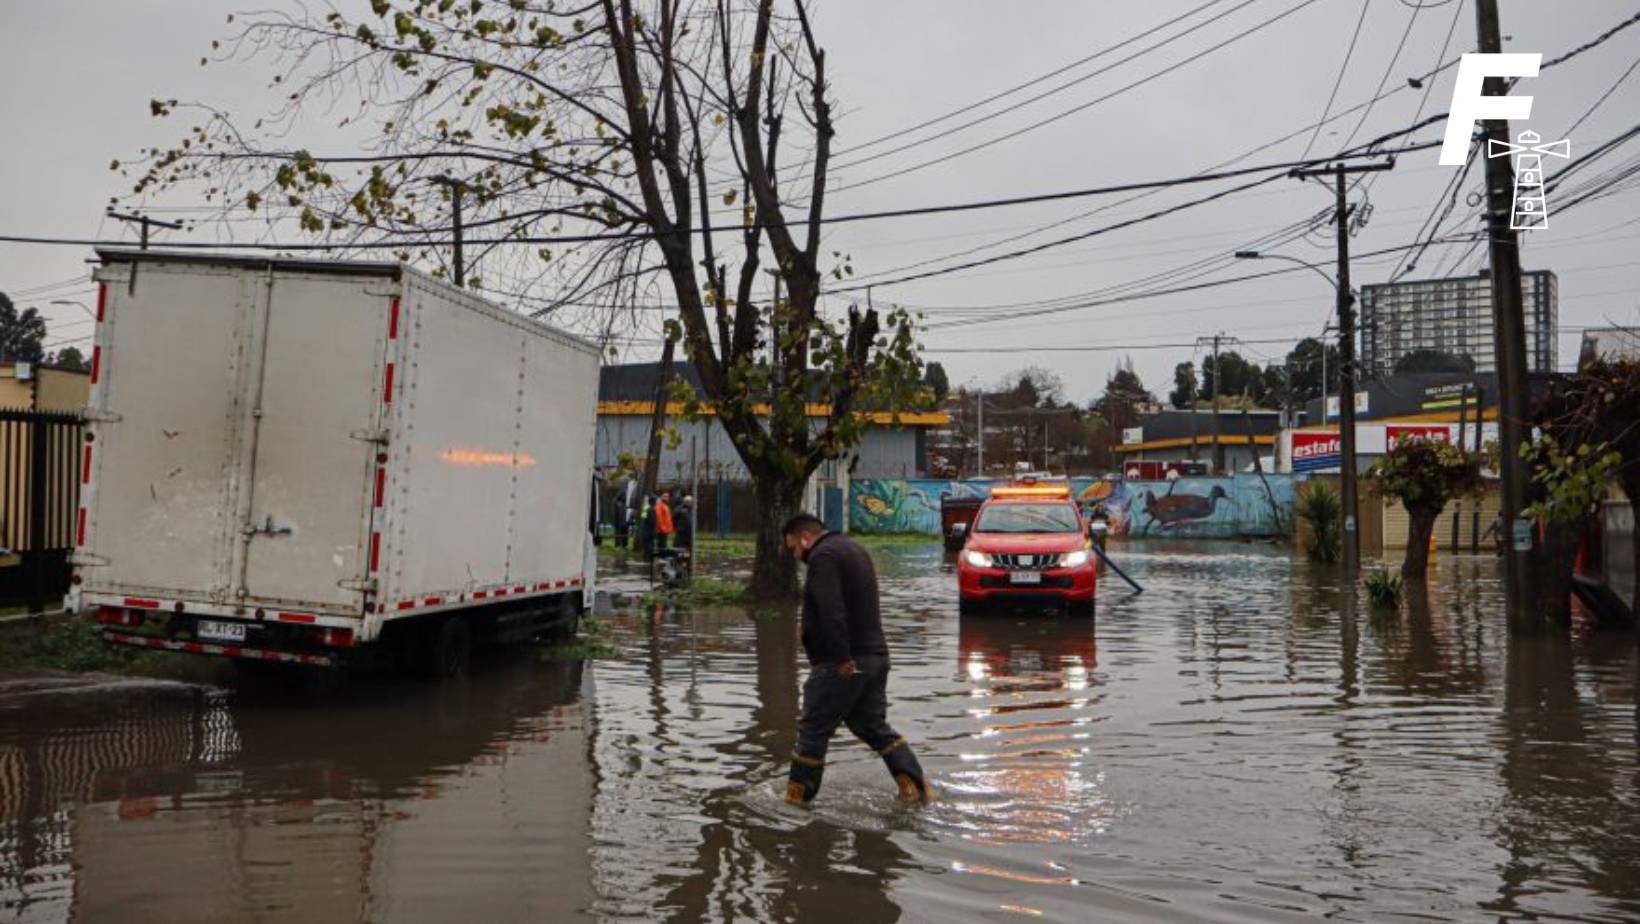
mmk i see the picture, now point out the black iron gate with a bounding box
[0,409,84,615]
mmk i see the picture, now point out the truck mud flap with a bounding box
[104,631,337,668]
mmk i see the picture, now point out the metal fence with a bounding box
[0,409,84,614]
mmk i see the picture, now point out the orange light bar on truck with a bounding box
[990,484,1071,498]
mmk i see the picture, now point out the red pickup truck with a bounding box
[955,482,1096,615]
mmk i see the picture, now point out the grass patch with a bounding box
[638,575,751,609]
[851,532,939,548]
[0,616,204,678]
[541,615,622,661]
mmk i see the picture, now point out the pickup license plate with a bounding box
[198,620,247,643]
[1010,571,1042,585]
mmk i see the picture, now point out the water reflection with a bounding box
[0,655,592,923]
[4,543,1640,923]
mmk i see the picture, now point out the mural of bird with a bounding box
[1143,485,1228,527]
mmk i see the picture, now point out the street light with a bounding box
[50,299,95,319]
[1236,249,1361,576]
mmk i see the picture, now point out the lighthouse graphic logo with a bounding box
[1487,129,1571,231]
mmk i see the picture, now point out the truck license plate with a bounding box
[1010,571,1042,585]
[198,620,247,643]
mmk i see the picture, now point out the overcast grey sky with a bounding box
[3,1,1637,403]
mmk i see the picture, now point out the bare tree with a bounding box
[125,0,922,599]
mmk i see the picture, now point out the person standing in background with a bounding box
[655,491,675,553]
[675,495,695,551]
[638,494,656,560]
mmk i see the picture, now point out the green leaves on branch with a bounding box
[1369,437,1484,519]
[1523,438,1622,523]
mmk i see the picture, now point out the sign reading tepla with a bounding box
[1291,431,1342,473]
[1386,425,1451,450]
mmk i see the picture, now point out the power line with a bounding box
[831,0,1239,157]
[0,147,1420,254]
[831,0,1330,194]
[829,0,1263,172]
[847,6,1637,289]
[1301,0,1371,160]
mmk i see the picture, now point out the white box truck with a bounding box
[69,250,601,674]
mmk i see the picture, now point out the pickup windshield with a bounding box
[974,503,1081,534]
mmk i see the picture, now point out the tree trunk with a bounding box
[1535,516,1584,625]
[748,474,806,602]
[1403,510,1437,579]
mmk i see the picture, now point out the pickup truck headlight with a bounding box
[1059,550,1090,569]
[964,549,993,568]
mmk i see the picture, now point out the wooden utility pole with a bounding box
[1474,0,1538,627]
[1292,160,1395,578]
[1211,333,1223,473]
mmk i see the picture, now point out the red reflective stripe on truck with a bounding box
[369,532,381,572]
[374,467,386,507]
[424,596,442,606]
[82,445,93,484]
[513,586,525,594]
[123,597,161,609]
[397,601,414,611]
[96,283,107,322]
[383,363,395,404]
[76,508,87,546]
[90,346,102,384]
[473,591,487,599]
[277,612,315,624]
[389,297,400,339]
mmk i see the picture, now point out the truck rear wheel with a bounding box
[426,617,473,679]
[540,594,581,642]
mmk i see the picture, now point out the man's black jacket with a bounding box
[799,532,889,666]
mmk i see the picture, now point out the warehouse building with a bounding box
[595,362,949,484]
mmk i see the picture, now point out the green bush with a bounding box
[1364,568,1404,609]
[1298,482,1342,564]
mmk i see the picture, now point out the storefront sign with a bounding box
[1386,425,1451,450]
[1292,431,1342,472]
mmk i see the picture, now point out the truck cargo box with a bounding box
[71,251,600,669]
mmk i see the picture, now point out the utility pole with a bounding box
[976,391,985,478]
[432,177,467,286]
[1292,160,1395,578]
[1474,0,1537,626]
[106,210,182,249]
[1212,333,1223,473]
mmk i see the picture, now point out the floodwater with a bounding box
[3,542,1638,923]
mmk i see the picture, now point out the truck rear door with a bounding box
[236,272,393,612]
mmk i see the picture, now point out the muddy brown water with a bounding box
[3,541,1638,922]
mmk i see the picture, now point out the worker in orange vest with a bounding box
[655,490,675,552]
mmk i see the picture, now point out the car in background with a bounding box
[956,482,1097,615]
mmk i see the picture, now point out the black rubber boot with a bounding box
[787,753,824,804]
[879,738,935,803]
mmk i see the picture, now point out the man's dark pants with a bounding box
[788,654,925,800]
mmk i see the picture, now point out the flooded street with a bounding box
[4,541,1639,922]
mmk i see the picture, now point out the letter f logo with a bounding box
[1440,53,1543,166]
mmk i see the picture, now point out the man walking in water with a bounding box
[781,514,933,805]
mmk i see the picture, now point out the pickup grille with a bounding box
[992,553,1061,570]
